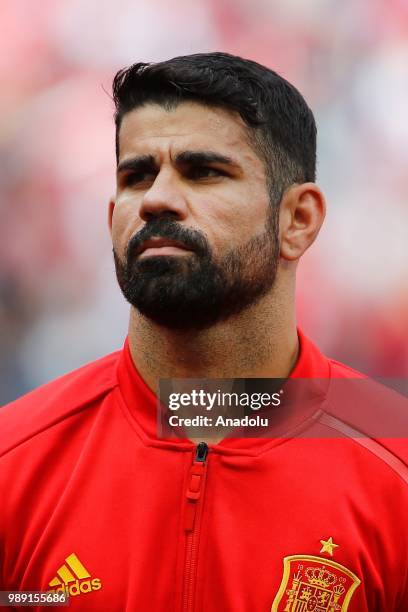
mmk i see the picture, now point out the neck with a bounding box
[127,281,299,396]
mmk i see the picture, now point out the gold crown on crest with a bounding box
[305,567,337,588]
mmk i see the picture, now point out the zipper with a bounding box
[182,442,209,612]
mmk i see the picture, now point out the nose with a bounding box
[139,169,188,222]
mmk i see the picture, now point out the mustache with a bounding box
[126,217,210,261]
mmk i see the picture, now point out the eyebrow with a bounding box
[175,150,240,168]
[116,150,240,174]
[117,155,156,174]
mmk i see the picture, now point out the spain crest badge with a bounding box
[271,554,361,611]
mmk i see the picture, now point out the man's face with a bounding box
[111,101,280,330]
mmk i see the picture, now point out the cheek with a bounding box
[110,217,123,255]
[111,200,140,255]
[206,186,269,246]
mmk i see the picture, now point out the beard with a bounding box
[113,209,280,331]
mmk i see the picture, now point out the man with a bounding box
[0,52,407,611]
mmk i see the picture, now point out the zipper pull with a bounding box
[195,441,209,463]
[184,442,209,531]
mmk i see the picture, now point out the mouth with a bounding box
[137,237,193,258]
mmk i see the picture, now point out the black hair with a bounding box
[112,52,316,205]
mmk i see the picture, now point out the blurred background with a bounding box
[1,0,407,404]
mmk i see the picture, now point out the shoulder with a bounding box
[328,357,366,379]
[322,360,408,478]
[300,337,408,481]
[0,349,121,458]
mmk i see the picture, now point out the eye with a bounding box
[188,166,225,180]
[122,171,156,186]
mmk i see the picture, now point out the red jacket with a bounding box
[1,331,408,611]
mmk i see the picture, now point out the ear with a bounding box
[279,183,326,261]
[108,199,115,235]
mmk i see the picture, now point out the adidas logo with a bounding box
[48,553,102,597]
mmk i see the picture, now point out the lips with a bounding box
[136,237,192,257]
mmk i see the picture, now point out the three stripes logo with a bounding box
[48,553,102,597]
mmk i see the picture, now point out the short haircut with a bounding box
[112,51,316,205]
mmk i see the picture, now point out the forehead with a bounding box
[117,101,258,163]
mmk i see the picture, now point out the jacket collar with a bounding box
[116,329,331,453]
